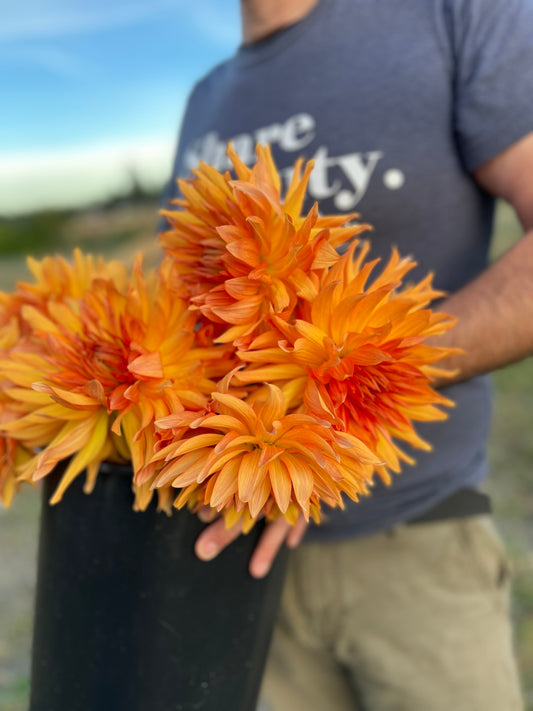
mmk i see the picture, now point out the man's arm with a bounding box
[196,131,533,577]
[432,131,533,384]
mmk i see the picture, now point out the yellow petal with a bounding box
[48,411,109,504]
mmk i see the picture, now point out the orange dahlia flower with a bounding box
[0,248,128,333]
[0,253,223,511]
[160,144,370,343]
[152,383,381,531]
[236,240,458,483]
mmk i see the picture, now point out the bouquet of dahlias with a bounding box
[0,144,456,533]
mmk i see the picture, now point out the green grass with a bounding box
[0,211,73,255]
[0,677,31,711]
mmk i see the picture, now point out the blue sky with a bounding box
[0,1,241,214]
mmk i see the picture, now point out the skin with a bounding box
[430,133,533,385]
[195,0,533,578]
[240,0,320,44]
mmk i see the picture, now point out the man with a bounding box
[165,1,533,708]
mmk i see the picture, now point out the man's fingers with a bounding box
[195,516,242,561]
[286,516,308,548]
[249,517,294,579]
[195,511,309,578]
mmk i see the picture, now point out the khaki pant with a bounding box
[259,516,523,711]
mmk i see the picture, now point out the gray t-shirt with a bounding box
[164,0,533,540]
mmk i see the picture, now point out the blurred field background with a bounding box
[0,197,532,710]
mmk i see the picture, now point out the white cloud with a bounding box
[0,45,87,77]
[0,136,178,215]
[0,1,175,41]
[0,0,239,46]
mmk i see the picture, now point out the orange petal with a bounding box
[282,455,313,520]
[254,385,286,429]
[128,351,164,379]
[211,392,257,429]
[237,448,263,503]
[268,457,292,513]
[210,458,241,509]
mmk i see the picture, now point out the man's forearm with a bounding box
[431,228,533,387]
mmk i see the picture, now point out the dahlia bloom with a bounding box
[235,240,458,483]
[0,248,128,332]
[161,144,370,344]
[0,252,223,511]
[152,382,381,530]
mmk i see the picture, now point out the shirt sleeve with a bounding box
[450,0,533,171]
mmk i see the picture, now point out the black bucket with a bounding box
[29,463,288,711]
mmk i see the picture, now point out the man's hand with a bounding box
[194,510,308,578]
